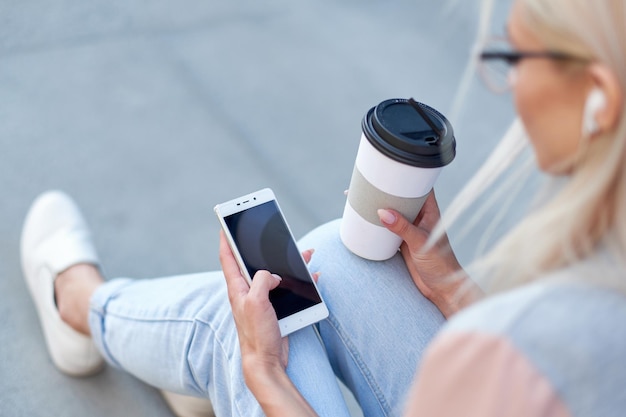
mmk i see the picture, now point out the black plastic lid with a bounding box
[362,98,456,168]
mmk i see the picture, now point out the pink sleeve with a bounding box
[403,332,571,417]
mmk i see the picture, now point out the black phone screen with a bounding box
[224,201,323,320]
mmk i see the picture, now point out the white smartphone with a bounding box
[214,188,329,337]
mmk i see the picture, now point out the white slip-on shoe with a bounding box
[21,190,105,376]
[160,390,215,417]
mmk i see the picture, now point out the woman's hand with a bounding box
[219,231,319,416]
[219,230,288,376]
[378,191,482,318]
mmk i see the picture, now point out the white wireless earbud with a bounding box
[582,88,606,136]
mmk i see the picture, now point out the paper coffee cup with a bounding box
[340,98,456,261]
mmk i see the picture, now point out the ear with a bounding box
[587,64,623,135]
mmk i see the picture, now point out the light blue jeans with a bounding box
[88,220,445,416]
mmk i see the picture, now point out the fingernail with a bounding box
[271,274,282,282]
[377,209,396,225]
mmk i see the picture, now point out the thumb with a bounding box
[248,270,282,301]
[377,209,427,247]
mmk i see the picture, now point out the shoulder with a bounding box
[436,280,626,417]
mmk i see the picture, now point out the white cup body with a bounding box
[340,134,442,261]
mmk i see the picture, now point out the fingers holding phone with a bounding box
[219,230,250,305]
[219,231,289,370]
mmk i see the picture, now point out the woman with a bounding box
[21,0,626,416]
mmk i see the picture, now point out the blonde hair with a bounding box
[438,0,626,294]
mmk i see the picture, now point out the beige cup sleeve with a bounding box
[347,166,429,225]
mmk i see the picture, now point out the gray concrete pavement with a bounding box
[1,1,519,416]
